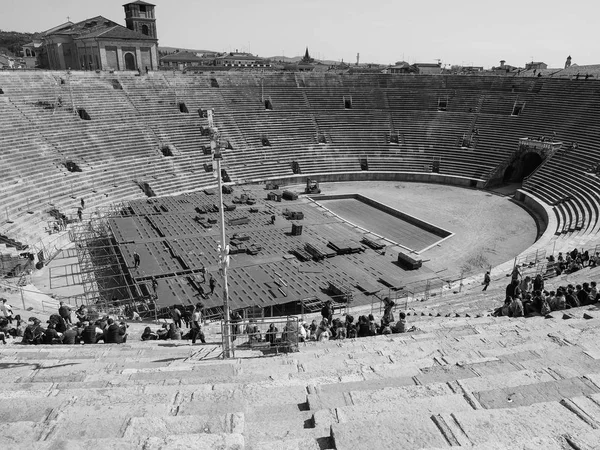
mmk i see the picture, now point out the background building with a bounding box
[32,1,158,71]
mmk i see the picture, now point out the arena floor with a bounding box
[32,180,538,310]
[303,181,538,277]
[316,197,446,252]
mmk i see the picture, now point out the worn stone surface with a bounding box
[332,417,449,450]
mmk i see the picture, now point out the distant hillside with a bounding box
[0,30,35,56]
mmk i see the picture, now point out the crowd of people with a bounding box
[547,249,599,275]
[493,253,600,318]
[0,300,129,345]
[141,303,206,343]
[306,298,412,342]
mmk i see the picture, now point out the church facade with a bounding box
[34,1,158,71]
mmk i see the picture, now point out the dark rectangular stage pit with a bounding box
[311,194,453,253]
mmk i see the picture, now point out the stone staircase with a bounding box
[2,305,600,449]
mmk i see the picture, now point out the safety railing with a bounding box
[222,316,300,357]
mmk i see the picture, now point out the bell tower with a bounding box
[124,1,157,39]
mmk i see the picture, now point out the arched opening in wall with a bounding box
[343,96,352,109]
[503,151,543,183]
[124,53,136,71]
[141,24,149,35]
[178,102,189,113]
[64,161,82,172]
[160,146,173,157]
[77,108,91,120]
[111,79,123,90]
[0,88,3,94]
[210,78,219,88]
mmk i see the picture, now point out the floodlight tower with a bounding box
[207,110,233,358]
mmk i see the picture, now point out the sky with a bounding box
[1,0,598,68]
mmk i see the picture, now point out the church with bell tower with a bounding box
[34,1,159,71]
[124,1,158,39]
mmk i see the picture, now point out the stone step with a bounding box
[314,392,475,429]
[39,433,245,450]
[307,382,454,410]
[473,375,600,410]
[438,400,596,447]
[246,435,331,450]
[123,412,244,440]
[331,415,451,450]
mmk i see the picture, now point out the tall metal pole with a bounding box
[208,110,233,358]
[216,157,233,358]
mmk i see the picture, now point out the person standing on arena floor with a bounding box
[209,274,216,294]
[482,271,491,291]
[77,207,83,222]
[133,250,140,269]
[80,198,85,209]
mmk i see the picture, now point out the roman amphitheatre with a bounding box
[1,70,600,450]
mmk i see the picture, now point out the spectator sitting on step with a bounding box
[298,321,308,342]
[332,318,346,340]
[62,324,80,345]
[245,319,261,343]
[104,318,127,344]
[316,319,331,341]
[266,323,278,345]
[156,323,169,340]
[81,320,103,344]
[76,305,88,323]
[568,258,583,273]
[282,320,298,343]
[48,314,67,333]
[506,279,519,299]
[141,326,158,341]
[508,296,524,318]
[590,282,598,302]
[380,319,392,335]
[590,253,600,267]
[493,298,512,317]
[554,288,567,310]
[167,322,182,340]
[520,276,533,296]
[42,323,63,345]
[565,286,580,308]
[346,315,357,339]
[533,274,544,292]
[576,284,590,306]
[22,318,45,344]
[392,312,407,333]
[357,315,370,338]
[58,301,72,324]
[526,290,545,316]
[368,314,377,336]
[582,250,590,267]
